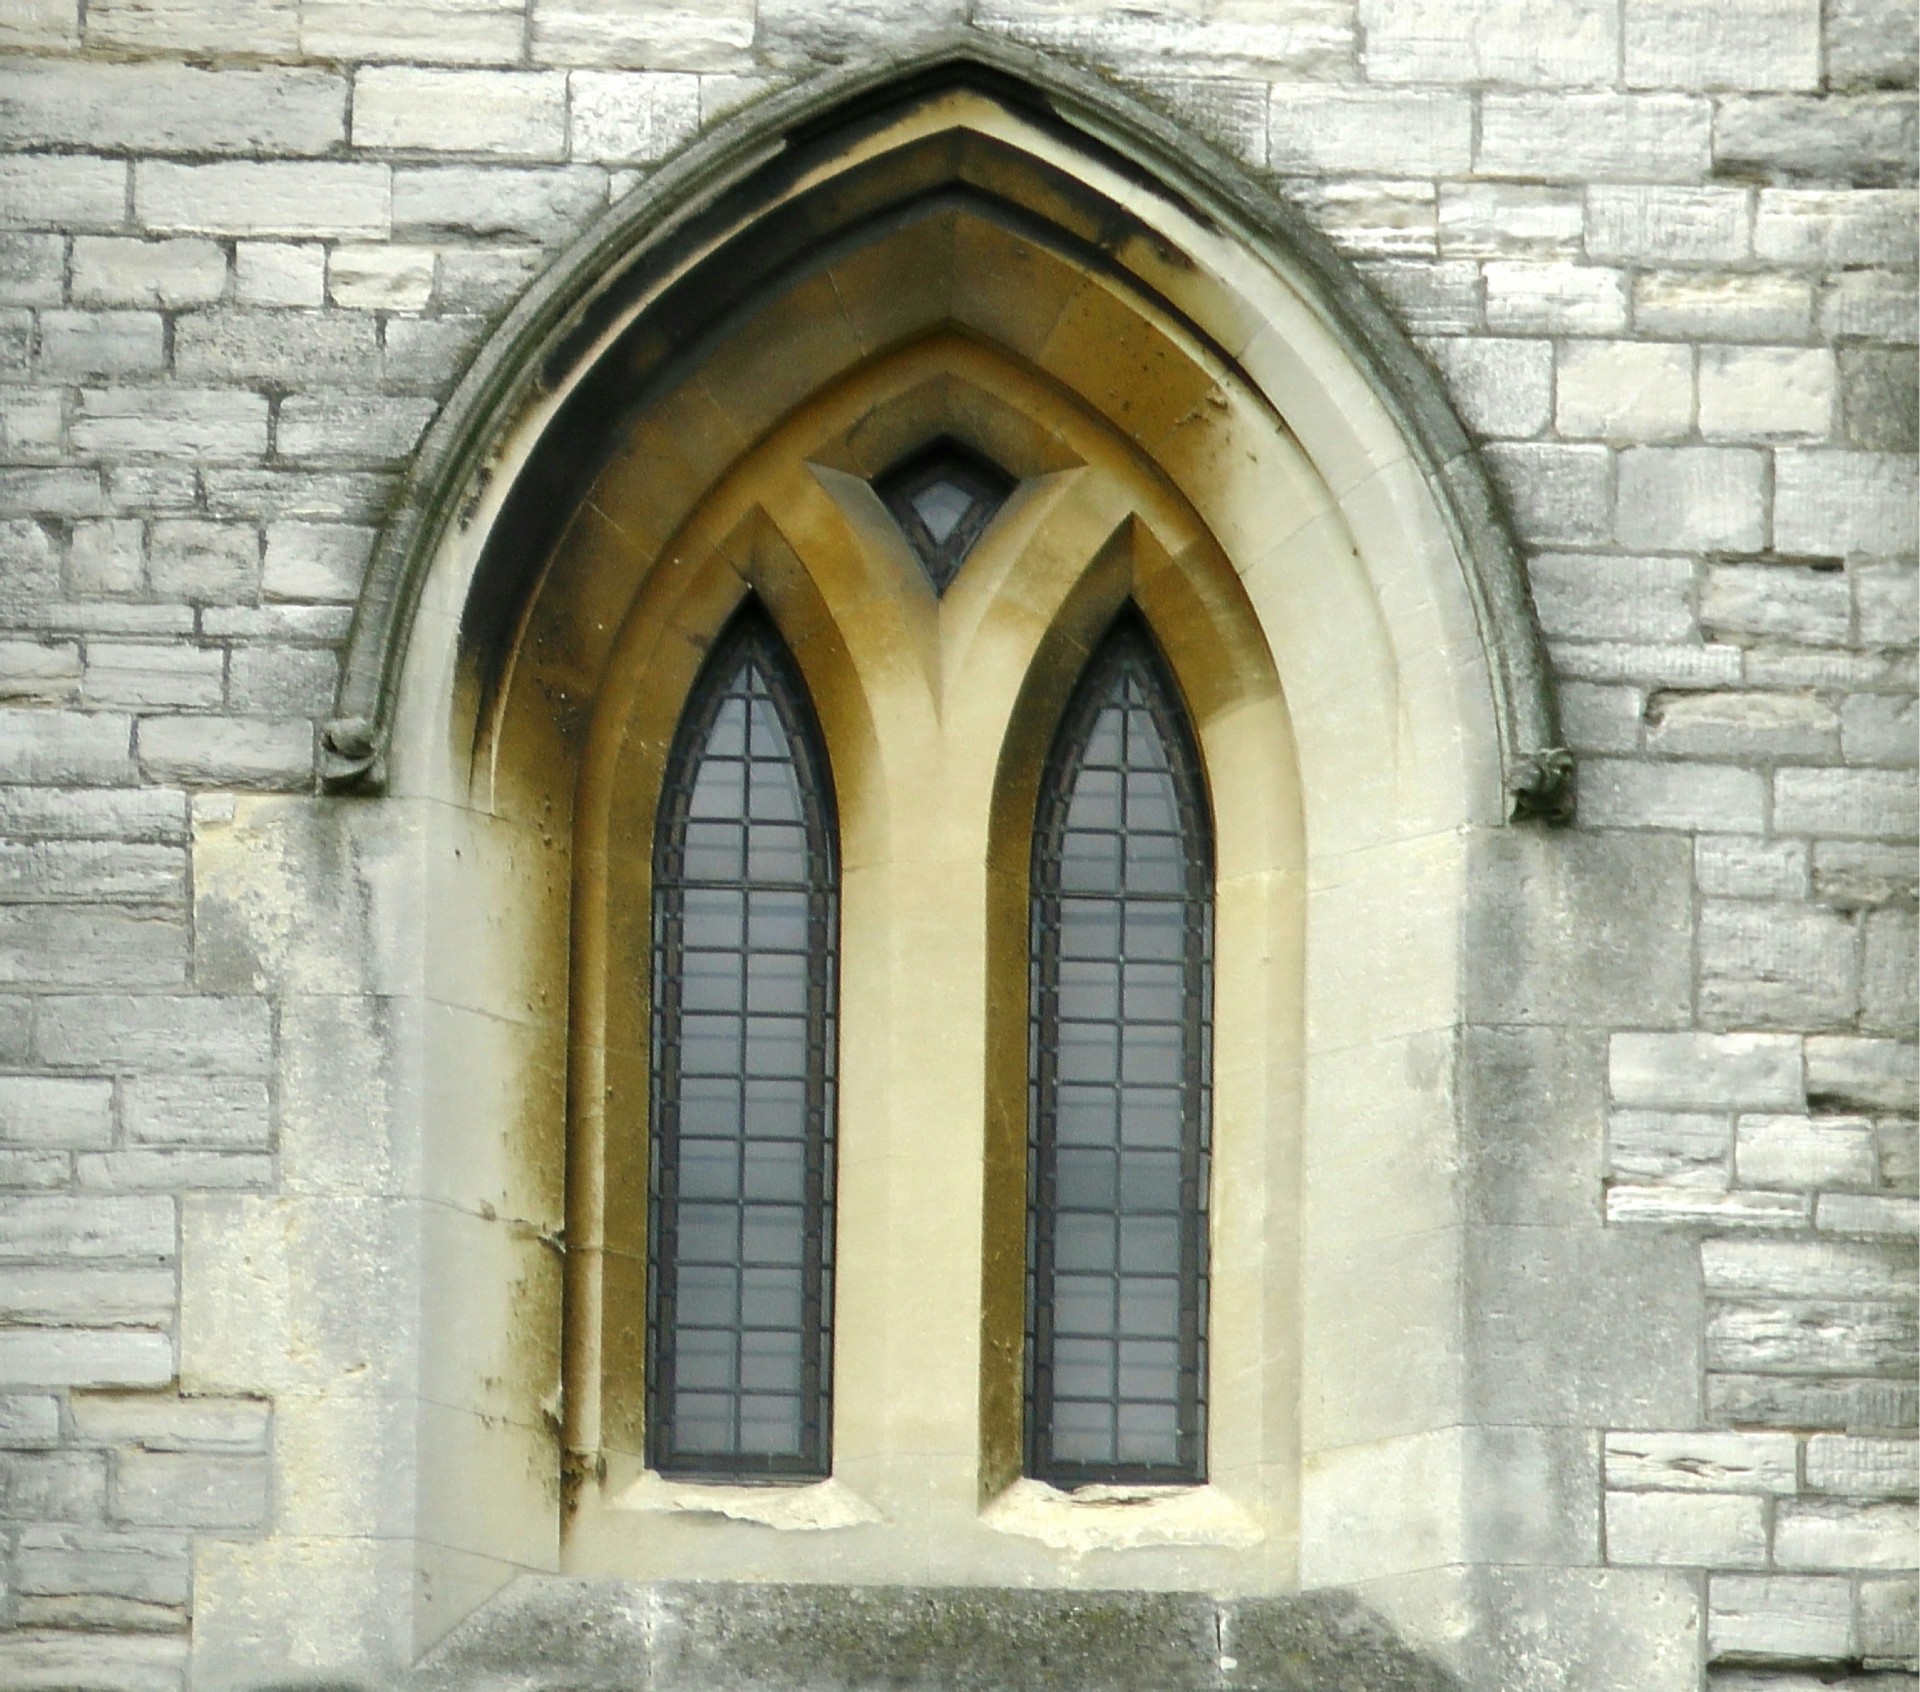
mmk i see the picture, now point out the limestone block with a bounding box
[1814,840,1918,909]
[233,241,325,308]
[0,1265,176,1328]
[261,522,374,603]
[1560,681,1645,752]
[1775,450,1918,558]
[392,165,608,240]
[1358,0,1619,85]
[528,0,755,69]
[1822,270,1919,343]
[1604,1429,1798,1491]
[276,393,439,465]
[979,3,1355,81]
[37,310,165,380]
[1858,1574,1920,1664]
[0,905,189,992]
[567,70,702,163]
[1606,1489,1768,1565]
[1625,0,1821,88]
[1842,694,1919,767]
[302,0,526,63]
[1484,261,1629,334]
[1421,336,1553,437]
[1468,1566,1701,1692]
[1611,1031,1804,1111]
[1854,562,1916,648]
[71,389,269,461]
[136,162,390,240]
[0,233,67,306]
[1862,908,1918,1035]
[0,1394,59,1447]
[1755,188,1919,265]
[0,1632,186,1691]
[112,1450,268,1529]
[1466,1225,1701,1427]
[1710,1373,1917,1429]
[384,314,489,388]
[436,245,546,312]
[83,642,224,710]
[1358,259,1482,333]
[1480,441,1610,544]
[1647,690,1839,759]
[1698,346,1835,440]
[354,69,568,159]
[1616,445,1765,551]
[1708,1297,1917,1374]
[1698,899,1858,1028]
[0,0,79,49]
[148,520,259,603]
[1708,1574,1853,1661]
[1608,1186,1809,1225]
[1464,829,1693,1027]
[226,646,338,716]
[1300,1427,1465,1585]
[326,244,435,312]
[0,60,344,155]
[1634,270,1814,340]
[1578,758,1768,832]
[1466,1424,1603,1564]
[0,1076,114,1148]
[1840,349,1919,453]
[1806,1434,1920,1496]
[1774,1499,1919,1568]
[1587,185,1752,263]
[0,1331,174,1390]
[1737,1114,1881,1188]
[0,156,129,232]
[1478,92,1711,180]
[1278,178,1436,258]
[173,309,381,388]
[1266,88,1472,175]
[1778,770,1918,842]
[1438,183,1584,258]
[1715,92,1917,184]
[136,717,312,790]
[1557,340,1695,440]
[1551,640,1741,691]
[1610,1109,1732,1185]
[1818,1192,1920,1233]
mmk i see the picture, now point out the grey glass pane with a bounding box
[1028,616,1212,1487]
[649,609,837,1481]
[910,477,975,543]
[873,440,1015,594]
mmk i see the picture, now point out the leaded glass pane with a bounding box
[1027,615,1212,1487]
[874,438,1014,594]
[648,608,838,1480]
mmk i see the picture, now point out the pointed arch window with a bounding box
[647,608,839,1480]
[1025,615,1214,1487]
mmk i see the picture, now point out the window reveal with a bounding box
[647,608,839,1479]
[1026,615,1214,1487]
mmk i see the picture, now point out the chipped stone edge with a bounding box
[608,1472,885,1531]
[979,1476,1263,1554]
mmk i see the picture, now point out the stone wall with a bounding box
[0,2,1912,1689]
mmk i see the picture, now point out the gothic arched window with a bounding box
[646,608,840,1479]
[1025,615,1214,1487]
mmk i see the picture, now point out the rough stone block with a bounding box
[1558,339,1695,439]
[1484,261,1630,334]
[16,1525,191,1604]
[1357,258,1483,332]
[1605,1429,1799,1491]
[0,232,64,305]
[1422,336,1553,438]
[1826,0,1920,88]
[0,1632,187,1692]
[83,642,225,710]
[303,0,527,64]
[1559,681,1645,752]
[1823,269,1920,343]
[276,393,438,465]
[1611,1031,1804,1110]
[528,0,755,68]
[1777,770,1918,841]
[136,716,312,790]
[35,992,271,1075]
[1698,345,1835,440]
[1481,441,1611,544]
[1703,1233,1917,1298]
[1840,348,1919,453]
[1587,184,1753,263]
[1818,1192,1920,1233]
[0,710,133,786]
[0,1393,60,1447]
[0,1076,113,1149]
[1806,1434,1919,1496]
[173,309,381,388]
[1737,1114,1881,1188]
[1357,0,1619,85]
[113,1450,269,1529]
[1777,447,1917,556]
[147,521,260,605]
[1756,187,1919,264]
[1479,91,1712,180]
[1634,269,1815,340]
[0,1264,175,1328]
[326,245,435,312]
[0,60,344,156]
[1624,0,1822,89]
[0,0,79,49]
[137,161,390,240]
[225,646,336,716]
[1266,87,1472,174]
[1715,92,1918,185]
[1709,1297,1917,1374]
[567,70,702,163]
[234,240,325,308]
[1854,563,1916,649]
[1438,183,1584,258]
[1704,562,1852,647]
[1858,1574,1920,1664]
[1608,1185,1810,1225]
[1697,836,1809,899]
[0,905,189,990]
[1278,178,1437,258]
[383,313,489,389]
[70,238,226,309]
[0,1331,174,1390]
[37,310,166,380]
[1606,1490,1768,1566]
[261,522,374,603]
[1710,1371,1917,1430]
[70,1392,268,1454]
[1610,1109,1732,1185]
[436,244,546,312]
[79,1148,273,1192]
[0,155,128,232]
[1616,446,1765,551]
[1531,553,1695,641]
[1775,1498,1919,1568]
[122,1074,270,1149]
[1708,1573,1854,1662]
[71,389,269,462]
[1861,907,1918,1034]
[353,68,568,158]
[1579,758,1769,832]
[392,165,607,240]
[1843,694,1919,767]
[1647,689,1838,758]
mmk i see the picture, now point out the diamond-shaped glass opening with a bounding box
[874,439,1015,594]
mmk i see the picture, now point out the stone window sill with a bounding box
[981,1477,1262,1553]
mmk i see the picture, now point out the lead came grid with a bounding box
[649,614,838,1479]
[1028,621,1213,1487]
